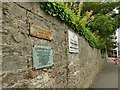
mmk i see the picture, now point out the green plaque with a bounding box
[33,45,53,69]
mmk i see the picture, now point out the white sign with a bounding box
[68,30,79,53]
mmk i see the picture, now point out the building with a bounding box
[118,28,120,58]
[108,29,119,58]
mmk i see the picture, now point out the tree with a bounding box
[81,2,120,15]
[81,2,120,50]
[88,14,116,39]
[65,2,119,49]
[81,2,120,27]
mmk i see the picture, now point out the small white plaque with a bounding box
[68,30,79,53]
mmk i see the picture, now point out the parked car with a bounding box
[108,57,119,65]
[108,57,116,61]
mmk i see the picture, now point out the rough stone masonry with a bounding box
[2,2,105,88]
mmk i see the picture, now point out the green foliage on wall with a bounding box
[40,2,102,49]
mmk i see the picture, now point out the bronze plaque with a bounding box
[30,24,52,40]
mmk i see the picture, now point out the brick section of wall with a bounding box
[2,2,105,88]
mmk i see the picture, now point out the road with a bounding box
[90,60,118,88]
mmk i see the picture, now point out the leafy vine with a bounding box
[40,2,102,48]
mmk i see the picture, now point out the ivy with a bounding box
[40,2,102,49]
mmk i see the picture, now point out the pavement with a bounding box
[90,60,118,88]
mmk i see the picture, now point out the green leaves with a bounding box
[88,14,117,41]
[40,2,102,49]
[81,2,120,50]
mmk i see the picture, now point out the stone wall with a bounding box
[0,1,2,89]
[2,2,105,88]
